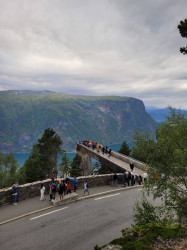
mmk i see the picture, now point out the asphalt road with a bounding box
[0,187,154,250]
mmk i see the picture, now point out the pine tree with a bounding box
[70,154,82,177]
[24,128,63,182]
[118,141,131,156]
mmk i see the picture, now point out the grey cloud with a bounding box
[0,0,186,108]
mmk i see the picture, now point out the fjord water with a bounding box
[14,144,123,166]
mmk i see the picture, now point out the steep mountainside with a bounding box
[0,90,157,153]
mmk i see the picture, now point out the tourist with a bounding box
[123,171,129,187]
[67,181,72,194]
[62,180,67,196]
[72,176,78,192]
[105,146,108,154]
[11,183,19,205]
[83,181,89,196]
[113,173,118,187]
[130,162,134,171]
[128,171,131,185]
[57,179,63,200]
[51,180,57,200]
[131,172,135,186]
[64,171,70,184]
[108,148,112,158]
[40,183,45,201]
[138,175,143,185]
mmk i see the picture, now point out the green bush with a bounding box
[109,222,186,250]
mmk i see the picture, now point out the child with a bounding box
[40,183,45,201]
[83,181,89,196]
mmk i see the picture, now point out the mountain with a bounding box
[0,90,157,153]
[146,107,187,122]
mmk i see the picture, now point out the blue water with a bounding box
[13,144,123,166]
[14,152,76,166]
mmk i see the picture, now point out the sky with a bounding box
[0,0,187,108]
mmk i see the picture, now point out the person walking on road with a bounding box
[40,184,45,201]
[72,176,78,192]
[83,181,89,196]
[11,183,19,205]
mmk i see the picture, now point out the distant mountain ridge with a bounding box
[0,90,157,153]
[146,107,187,122]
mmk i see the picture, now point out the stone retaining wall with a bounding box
[0,174,124,206]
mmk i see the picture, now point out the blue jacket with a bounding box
[72,178,77,187]
[11,185,18,195]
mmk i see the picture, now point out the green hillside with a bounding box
[0,90,157,153]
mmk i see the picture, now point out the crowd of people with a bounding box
[110,171,143,187]
[79,140,112,157]
[46,172,90,201]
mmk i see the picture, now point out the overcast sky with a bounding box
[0,0,186,108]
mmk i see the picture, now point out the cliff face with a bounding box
[0,90,157,153]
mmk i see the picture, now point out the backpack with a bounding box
[51,183,56,192]
[86,183,89,189]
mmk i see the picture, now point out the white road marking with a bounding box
[94,193,121,200]
[30,207,68,220]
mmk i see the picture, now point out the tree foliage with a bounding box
[132,108,187,221]
[23,128,63,182]
[0,152,20,188]
[59,152,71,177]
[178,19,187,55]
[70,154,82,177]
[118,141,131,156]
[131,130,154,162]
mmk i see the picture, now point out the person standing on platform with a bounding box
[67,181,72,194]
[64,171,70,184]
[83,181,89,196]
[57,179,63,200]
[40,183,45,201]
[72,176,78,192]
[51,180,57,200]
[11,183,19,205]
